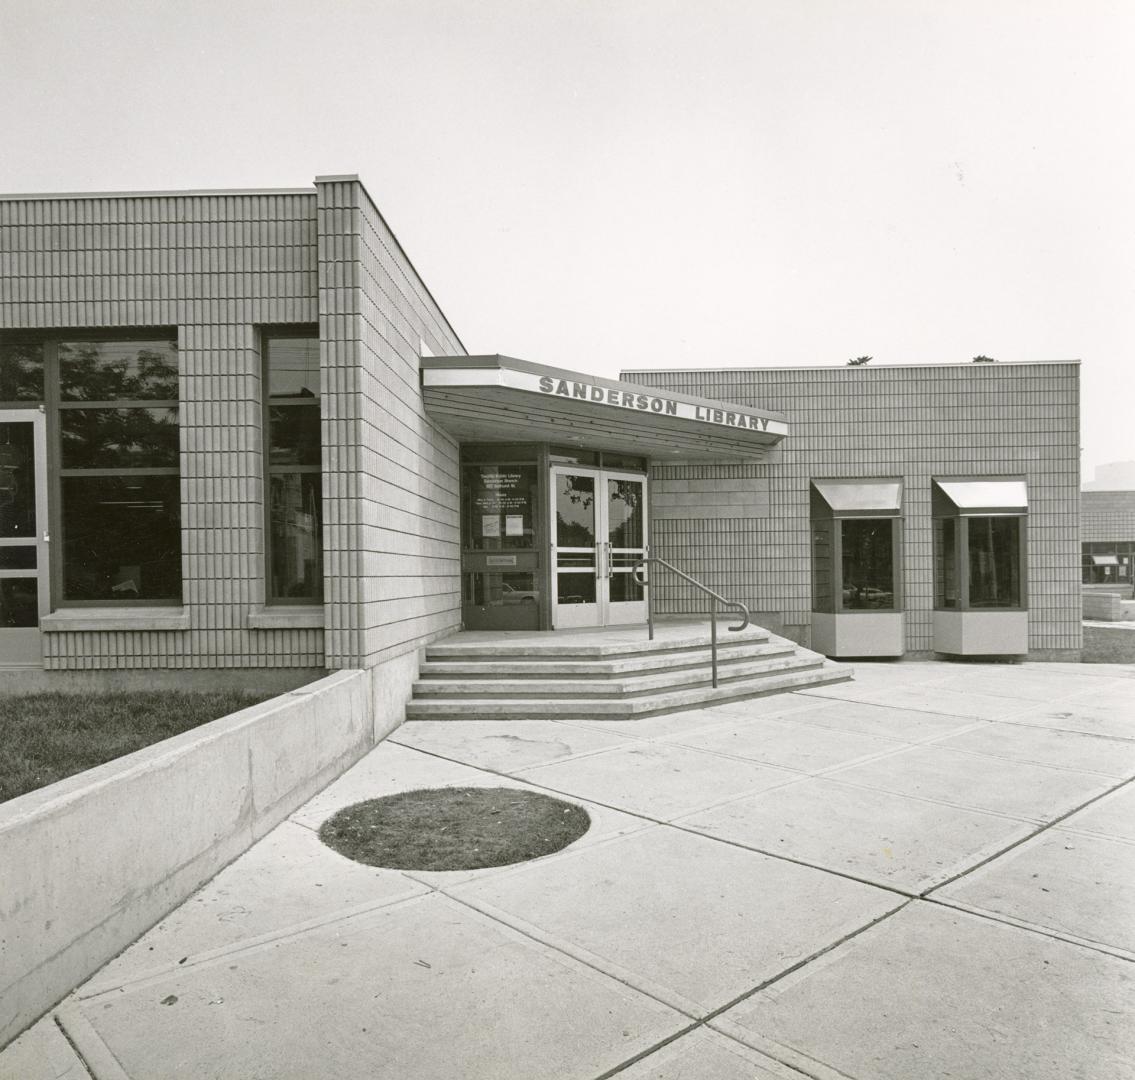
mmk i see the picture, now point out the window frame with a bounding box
[261,326,323,606]
[2,329,182,609]
[809,479,903,614]
[932,478,1028,612]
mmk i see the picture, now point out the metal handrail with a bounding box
[632,556,750,689]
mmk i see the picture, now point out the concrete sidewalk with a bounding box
[5,660,1134,1079]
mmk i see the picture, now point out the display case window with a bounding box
[932,478,1027,611]
[810,479,902,614]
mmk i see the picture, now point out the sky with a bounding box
[1,0,1131,479]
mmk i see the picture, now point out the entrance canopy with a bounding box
[422,355,787,460]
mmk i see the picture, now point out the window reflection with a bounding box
[607,479,643,549]
[934,518,957,608]
[61,408,179,469]
[61,476,182,601]
[0,580,37,627]
[269,473,323,601]
[59,341,178,401]
[968,517,1021,608]
[841,519,895,609]
[265,333,322,603]
[556,474,595,547]
[0,343,44,401]
[0,422,36,538]
[57,338,181,604]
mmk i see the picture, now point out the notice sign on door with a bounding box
[469,465,535,547]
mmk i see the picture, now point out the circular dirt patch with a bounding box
[318,786,592,871]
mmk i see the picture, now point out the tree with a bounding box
[846,356,872,366]
[972,355,996,363]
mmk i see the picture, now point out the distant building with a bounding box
[0,175,1083,683]
[1082,461,1135,492]
[1082,464,1135,588]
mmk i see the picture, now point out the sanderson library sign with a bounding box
[420,354,789,457]
[535,374,779,433]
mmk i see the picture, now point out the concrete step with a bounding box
[418,640,796,679]
[413,652,820,698]
[424,627,771,661]
[404,661,853,721]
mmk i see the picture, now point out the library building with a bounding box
[0,174,1083,689]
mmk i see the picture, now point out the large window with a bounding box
[264,331,322,603]
[932,479,1027,610]
[1,335,182,606]
[810,479,902,613]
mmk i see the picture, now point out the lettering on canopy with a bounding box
[536,376,772,432]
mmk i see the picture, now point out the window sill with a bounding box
[246,607,324,630]
[41,608,190,632]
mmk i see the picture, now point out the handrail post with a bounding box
[646,559,654,641]
[710,594,718,688]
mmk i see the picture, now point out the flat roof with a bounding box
[0,175,468,358]
[0,186,316,201]
[625,359,1080,374]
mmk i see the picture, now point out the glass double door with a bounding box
[551,466,647,628]
[0,410,49,664]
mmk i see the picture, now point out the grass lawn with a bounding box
[0,690,272,803]
[1082,625,1135,664]
[319,787,592,870]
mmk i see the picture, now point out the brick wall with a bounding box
[316,177,464,669]
[1,180,465,670]
[628,363,1081,658]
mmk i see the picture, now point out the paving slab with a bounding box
[390,718,632,772]
[1062,680,1135,703]
[614,1027,810,1079]
[800,661,952,691]
[662,716,905,774]
[1063,679,1135,710]
[931,720,1135,777]
[61,893,686,1080]
[287,740,499,828]
[827,744,1119,821]
[448,825,903,1016]
[677,777,1038,893]
[562,695,823,740]
[1057,780,1135,841]
[712,903,1135,1080]
[798,681,1041,720]
[517,741,800,821]
[1004,699,1135,740]
[768,698,980,742]
[0,1016,91,1080]
[934,828,1135,957]
[930,669,1105,702]
[85,819,428,988]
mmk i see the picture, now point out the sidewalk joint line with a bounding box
[920,773,1135,897]
[924,896,1135,964]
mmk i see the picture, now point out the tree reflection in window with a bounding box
[607,479,643,549]
[57,340,181,603]
[556,474,595,548]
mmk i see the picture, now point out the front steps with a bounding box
[405,623,852,721]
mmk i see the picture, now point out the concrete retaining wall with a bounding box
[0,667,381,1048]
[1083,592,1128,621]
